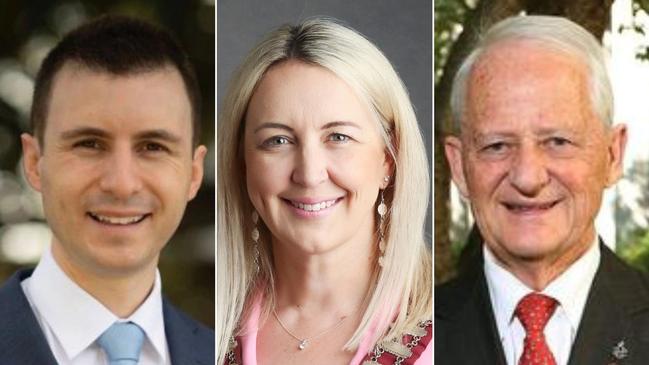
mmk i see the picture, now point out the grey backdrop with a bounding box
[217,0,432,240]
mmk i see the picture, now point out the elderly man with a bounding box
[436,15,649,365]
[0,15,213,364]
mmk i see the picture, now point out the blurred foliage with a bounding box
[0,0,214,328]
[619,0,649,61]
[434,0,471,85]
[619,229,649,271]
[617,159,649,271]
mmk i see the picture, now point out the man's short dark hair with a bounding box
[31,14,201,147]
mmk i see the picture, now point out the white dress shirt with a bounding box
[484,238,600,365]
[20,248,171,365]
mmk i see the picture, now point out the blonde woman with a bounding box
[217,18,431,364]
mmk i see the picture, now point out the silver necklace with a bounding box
[272,307,356,350]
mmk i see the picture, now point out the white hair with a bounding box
[217,17,431,362]
[450,15,613,130]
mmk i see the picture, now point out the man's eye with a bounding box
[262,136,291,147]
[143,142,168,152]
[328,133,351,143]
[74,139,102,149]
[482,142,508,153]
[546,137,572,147]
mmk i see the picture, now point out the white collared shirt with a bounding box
[20,248,171,365]
[484,237,600,365]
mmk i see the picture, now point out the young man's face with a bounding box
[22,63,206,277]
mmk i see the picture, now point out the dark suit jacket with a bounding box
[0,269,214,365]
[435,242,649,365]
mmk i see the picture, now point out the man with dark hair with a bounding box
[0,15,213,364]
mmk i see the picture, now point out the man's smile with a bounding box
[87,212,152,226]
[502,199,562,214]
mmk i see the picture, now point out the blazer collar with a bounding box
[163,298,214,365]
[568,241,649,365]
[0,269,58,364]
[436,246,507,365]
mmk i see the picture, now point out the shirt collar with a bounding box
[26,247,167,362]
[484,236,600,335]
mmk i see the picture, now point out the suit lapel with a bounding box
[436,249,507,365]
[568,243,649,365]
[0,270,58,365]
[163,298,214,365]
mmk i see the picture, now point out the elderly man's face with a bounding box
[21,63,206,277]
[445,41,626,273]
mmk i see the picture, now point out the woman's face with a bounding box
[244,60,391,256]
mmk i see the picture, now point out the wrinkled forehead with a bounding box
[471,40,587,91]
[463,41,593,129]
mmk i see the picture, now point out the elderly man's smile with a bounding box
[501,199,562,216]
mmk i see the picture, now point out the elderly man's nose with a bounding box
[99,150,143,198]
[509,146,550,196]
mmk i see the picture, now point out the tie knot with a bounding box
[515,293,558,334]
[97,322,145,365]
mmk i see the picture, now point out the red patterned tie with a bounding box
[515,293,558,365]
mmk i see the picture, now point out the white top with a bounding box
[484,238,600,365]
[20,248,171,365]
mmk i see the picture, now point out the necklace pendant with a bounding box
[298,339,308,350]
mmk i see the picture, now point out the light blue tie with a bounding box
[97,322,145,365]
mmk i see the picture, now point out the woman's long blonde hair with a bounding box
[217,17,430,362]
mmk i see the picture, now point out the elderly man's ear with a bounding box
[606,124,628,187]
[444,135,469,198]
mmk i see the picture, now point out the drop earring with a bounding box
[252,211,260,273]
[377,189,387,267]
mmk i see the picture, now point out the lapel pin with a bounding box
[612,340,628,360]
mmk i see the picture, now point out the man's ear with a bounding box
[21,133,43,192]
[188,145,207,200]
[444,135,469,197]
[605,124,627,187]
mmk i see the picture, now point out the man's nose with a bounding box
[291,143,328,187]
[508,144,550,196]
[99,147,143,199]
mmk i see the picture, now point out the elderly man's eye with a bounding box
[546,137,572,147]
[482,142,508,153]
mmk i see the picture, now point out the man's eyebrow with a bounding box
[135,129,182,144]
[59,127,110,140]
[321,121,362,130]
[253,122,293,133]
[59,128,182,144]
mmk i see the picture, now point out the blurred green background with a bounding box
[0,0,214,327]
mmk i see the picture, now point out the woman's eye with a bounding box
[262,136,291,147]
[328,133,351,143]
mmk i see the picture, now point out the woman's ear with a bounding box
[381,148,395,189]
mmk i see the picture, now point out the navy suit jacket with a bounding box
[0,269,214,365]
[436,242,649,365]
